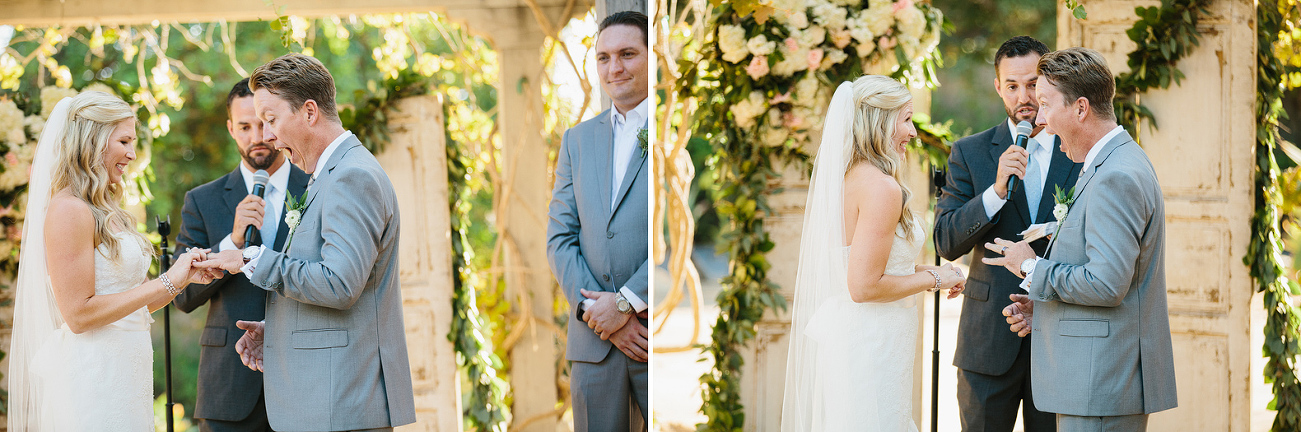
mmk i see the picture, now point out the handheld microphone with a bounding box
[1006,121,1034,196]
[244,170,269,247]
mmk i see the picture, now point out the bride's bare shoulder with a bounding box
[45,193,93,230]
[844,163,902,203]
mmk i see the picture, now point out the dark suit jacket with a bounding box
[173,164,309,421]
[934,121,1081,376]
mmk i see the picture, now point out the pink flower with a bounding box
[4,152,16,166]
[832,30,853,49]
[879,36,898,50]
[746,56,771,80]
[771,92,792,104]
[807,49,825,70]
[893,0,913,13]
[785,37,799,52]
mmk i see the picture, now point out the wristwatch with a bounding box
[242,246,263,264]
[615,292,633,314]
[1020,258,1037,278]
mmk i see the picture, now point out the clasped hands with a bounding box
[579,289,649,363]
[983,237,1036,337]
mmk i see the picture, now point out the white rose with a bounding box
[286,209,302,230]
[718,25,751,64]
[896,5,927,40]
[729,91,767,129]
[24,115,43,138]
[795,76,821,107]
[788,11,810,29]
[1053,204,1068,222]
[6,128,24,146]
[747,35,777,57]
[797,26,827,47]
[861,4,895,36]
[761,126,789,147]
[0,100,23,145]
[820,49,849,70]
[770,43,810,77]
[812,1,847,31]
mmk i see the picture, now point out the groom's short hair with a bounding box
[599,11,648,47]
[994,36,1050,75]
[1037,47,1116,121]
[248,54,340,122]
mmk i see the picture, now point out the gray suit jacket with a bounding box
[1027,130,1177,416]
[546,109,649,363]
[936,122,1081,375]
[174,164,309,422]
[247,136,416,430]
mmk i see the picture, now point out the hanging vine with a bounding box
[1111,0,1213,137]
[1251,1,1301,430]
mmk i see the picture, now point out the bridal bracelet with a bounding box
[160,274,179,296]
[925,270,942,292]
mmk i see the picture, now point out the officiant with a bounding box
[933,36,1081,432]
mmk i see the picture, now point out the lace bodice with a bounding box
[94,231,151,295]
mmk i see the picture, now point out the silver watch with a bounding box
[242,246,262,264]
[1020,258,1037,278]
[615,293,633,314]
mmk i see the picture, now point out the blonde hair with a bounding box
[847,75,917,240]
[49,91,151,259]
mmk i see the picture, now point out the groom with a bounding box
[934,36,1076,432]
[984,47,1177,430]
[546,10,650,432]
[199,53,416,431]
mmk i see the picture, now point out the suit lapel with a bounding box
[272,166,310,251]
[1044,131,1133,258]
[610,120,648,220]
[222,169,247,220]
[1035,135,1081,223]
[988,123,1031,226]
[593,110,614,223]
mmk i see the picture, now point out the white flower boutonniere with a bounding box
[283,190,308,250]
[637,128,649,157]
[1050,185,1077,239]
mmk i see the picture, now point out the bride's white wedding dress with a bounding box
[32,231,155,429]
[780,81,923,431]
[801,226,922,431]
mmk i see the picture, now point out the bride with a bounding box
[8,91,214,430]
[780,75,966,431]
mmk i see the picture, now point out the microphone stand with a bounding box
[157,216,175,432]
[930,167,946,432]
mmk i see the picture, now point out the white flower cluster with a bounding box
[717,0,942,143]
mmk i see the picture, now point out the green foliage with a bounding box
[1065,0,1088,20]
[1252,2,1301,430]
[339,69,431,154]
[1112,0,1213,137]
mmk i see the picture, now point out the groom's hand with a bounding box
[580,289,632,340]
[609,318,649,362]
[231,195,266,249]
[234,320,265,372]
[1002,294,1034,337]
[981,237,1036,279]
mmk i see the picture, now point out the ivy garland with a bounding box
[1251,1,1301,429]
[678,1,950,429]
[337,69,508,430]
[1111,0,1213,137]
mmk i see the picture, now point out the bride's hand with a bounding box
[166,248,214,289]
[939,263,965,292]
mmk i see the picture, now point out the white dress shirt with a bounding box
[241,131,355,276]
[981,119,1058,219]
[1020,125,1126,290]
[216,161,292,252]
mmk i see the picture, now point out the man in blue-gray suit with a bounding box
[935,36,1079,432]
[988,47,1177,431]
[546,10,650,432]
[175,78,309,432]
[200,54,416,432]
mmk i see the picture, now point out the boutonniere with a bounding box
[1050,185,1077,238]
[637,127,648,157]
[283,190,308,249]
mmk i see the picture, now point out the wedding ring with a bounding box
[1001,246,1008,254]
[594,329,600,336]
